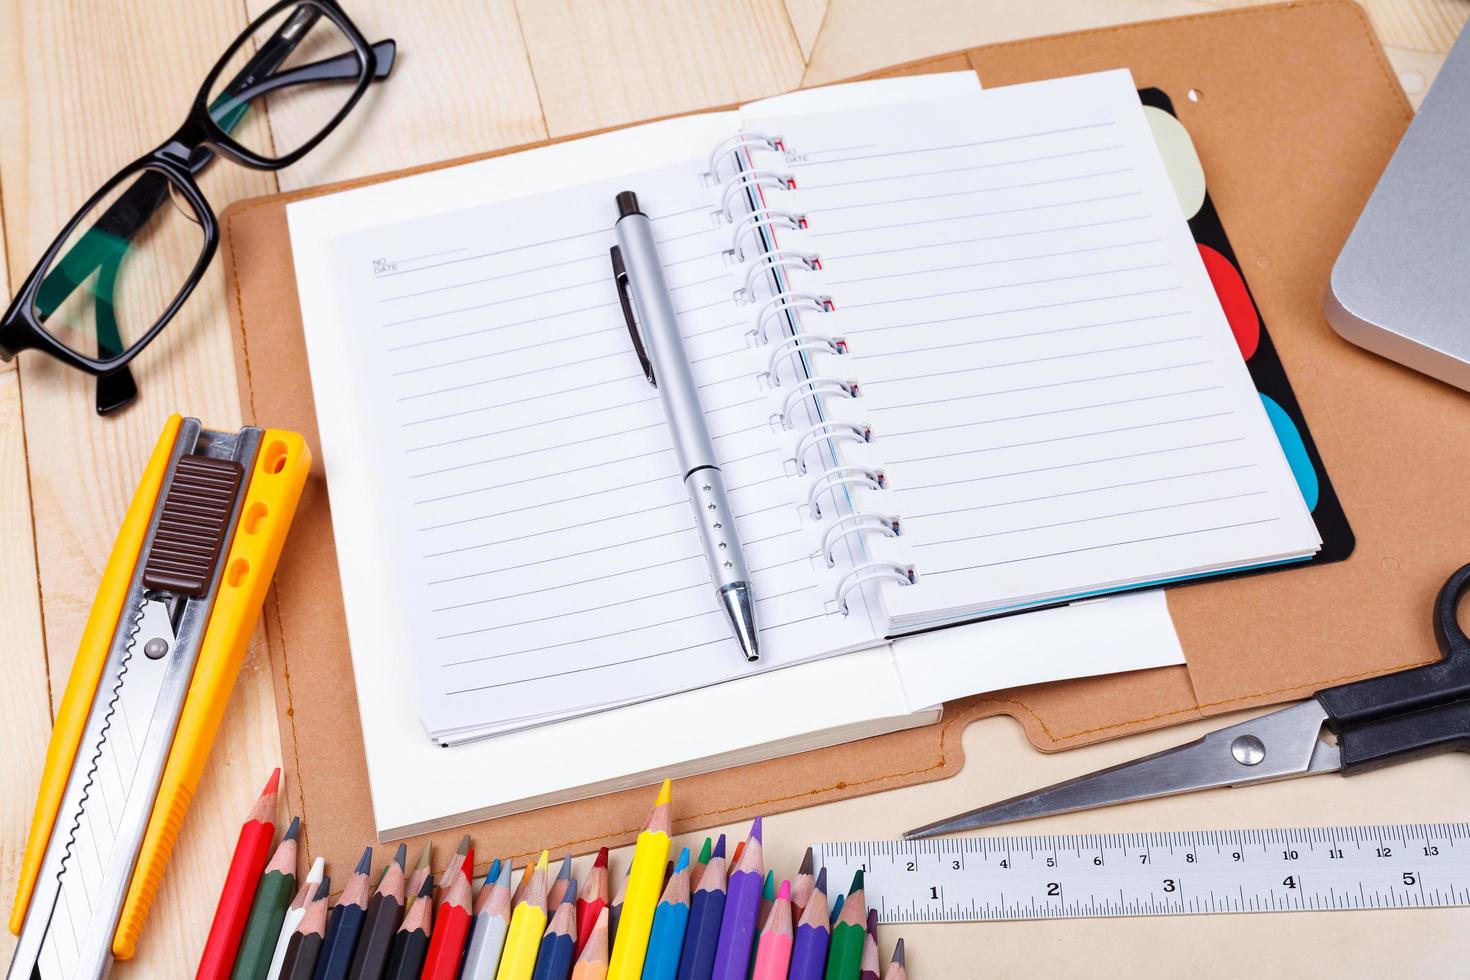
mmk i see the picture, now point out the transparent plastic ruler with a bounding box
[812,824,1470,922]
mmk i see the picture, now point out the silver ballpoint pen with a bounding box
[611,190,760,662]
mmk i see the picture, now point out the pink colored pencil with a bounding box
[750,880,793,980]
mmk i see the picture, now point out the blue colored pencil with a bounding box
[531,879,578,980]
[641,848,690,980]
[709,818,764,980]
[828,894,844,928]
[313,846,372,980]
[675,835,727,980]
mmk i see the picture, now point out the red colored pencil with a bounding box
[195,769,280,980]
[419,871,472,980]
[574,849,609,959]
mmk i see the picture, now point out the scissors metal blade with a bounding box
[906,701,1343,839]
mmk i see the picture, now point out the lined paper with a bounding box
[744,71,1319,627]
[327,162,880,741]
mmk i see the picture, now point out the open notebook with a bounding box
[288,70,1305,827]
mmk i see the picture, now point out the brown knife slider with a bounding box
[141,454,244,596]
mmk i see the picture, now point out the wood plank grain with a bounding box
[0,179,54,976]
[516,0,807,136]
[783,0,831,61]
[243,0,548,191]
[0,1,285,974]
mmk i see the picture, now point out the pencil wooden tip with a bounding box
[555,854,572,880]
[849,869,864,895]
[283,816,301,841]
[674,847,690,873]
[749,816,763,844]
[891,938,905,966]
[314,876,332,901]
[536,849,550,871]
[262,767,281,796]
[713,834,727,859]
[798,847,813,875]
[593,847,609,870]
[456,834,471,856]
[654,778,672,806]
[866,907,878,936]
[777,879,791,901]
[355,846,374,875]
[814,867,827,894]
[394,843,408,869]
[415,842,433,870]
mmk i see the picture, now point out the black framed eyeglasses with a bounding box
[0,0,396,414]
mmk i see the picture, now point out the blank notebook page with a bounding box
[326,161,880,742]
[745,70,1320,626]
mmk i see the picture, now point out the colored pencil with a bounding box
[496,849,550,980]
[786,868,829,980]
[756,870,776,934]
[279,876,331,980]
[270,856,325,980]
[727,844,745,883]
[641,847,690,980]
[230,816,299,980]
[384,875,434,980]
[607,779,673,980]
[822,871,865,980]
[574,849,610,960]
[462,858,502,975]
[750,881,793,980]
[346,843,406,980]
[546,855,574,910]
[790,849,815,924]
[438,835,471,906]
[857,910,879,980]
[690,839,713,893]
[571,907,610,980]
[674,834,725,980]
[608,866,630,949]
[881,940,905,980]
[511,856,539,909]
[420,869,473,980]
[405,844,432,913]
[532,879,578,980]
[828,896,844,929]
[311,846,372,980]
[198,770,280,979]
[709,817,763,980]
[462,858,513,979]
[463,842,478,883]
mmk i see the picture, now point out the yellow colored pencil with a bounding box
[605,779,673,980]
[497,850,550,980]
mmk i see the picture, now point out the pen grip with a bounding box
[8,415,183,937]
[114,430,311,959]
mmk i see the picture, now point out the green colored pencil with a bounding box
[823,871,866,980]
[229,816,299,980]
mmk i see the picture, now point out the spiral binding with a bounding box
[708,131,916,615]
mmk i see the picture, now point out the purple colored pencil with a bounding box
[786,868,830,980]
[675,835,727,980]
[709,818,764,980]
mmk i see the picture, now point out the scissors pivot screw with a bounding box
[1230,735,1266,766]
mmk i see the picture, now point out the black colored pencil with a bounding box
[314,846,373,980]
[347,843,407,980]
[384,875,434,980]
[279,876,331,980]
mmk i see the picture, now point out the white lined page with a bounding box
[327,160,881,741]
[742,71,1319,627]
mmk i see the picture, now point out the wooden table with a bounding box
[2,1,1466,976]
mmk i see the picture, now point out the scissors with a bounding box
[906,563,1470,839]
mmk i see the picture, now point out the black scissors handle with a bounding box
[1316,562,1470,773]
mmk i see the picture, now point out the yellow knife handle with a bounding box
[8,415,183,937]
[114,429,311,959]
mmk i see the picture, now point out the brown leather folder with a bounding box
[222,1,1458,875]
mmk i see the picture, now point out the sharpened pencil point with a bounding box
[713,834,727,859]
[593,847,609,870]
[892,938,905,966]
[749,816,763,843]
[777,879,791,901]
[355,845,373,874]
[555,854,572,880]
[536,849,550,871]
[415,843,432,870]
[314,876,332,900]
[849,869,864,895]
[456,834,471,857]
[262,767,281,795]
[815,867,828,893]
[282,816,301,841]
[674,847,690,873]
[798,847,813,875]
[654,777,672,806]
[393,843,407,868]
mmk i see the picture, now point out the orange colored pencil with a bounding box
[570,907,609,980]
[195,769,279,980]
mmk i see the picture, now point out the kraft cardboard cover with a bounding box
[223,1,1446,874]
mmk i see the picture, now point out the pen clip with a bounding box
[611,245,656,387]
